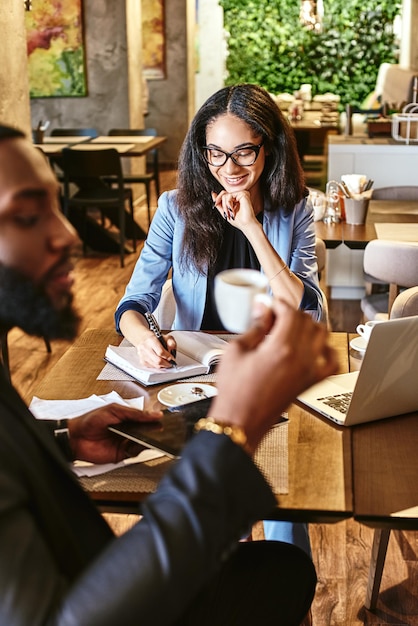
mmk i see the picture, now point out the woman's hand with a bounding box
[119,310,177,369]
[135,332,177,369]
[212,190,260,231]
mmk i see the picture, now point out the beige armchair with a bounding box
[361,240,418,321]
[390,286,418,319]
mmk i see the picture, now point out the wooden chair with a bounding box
[361,240,418,321]
[61,147,136,267]
[108,128,161,228]
[49,128,99,181]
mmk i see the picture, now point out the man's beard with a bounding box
[0,263,80,341]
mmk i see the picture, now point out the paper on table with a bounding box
[73,448,164,478]
[29,391,164,476]
[30,390,145,419]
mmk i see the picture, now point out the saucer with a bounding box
[350,336,368,352]
[157,383,217,408]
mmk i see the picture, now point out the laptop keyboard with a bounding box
[317,392,353,415]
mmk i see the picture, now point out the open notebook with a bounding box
[297,316,418,426]
[105,331,227,386]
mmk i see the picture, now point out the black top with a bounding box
[201,215,262,330]
[201,213,317,330]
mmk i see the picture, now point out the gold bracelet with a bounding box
[194,417,251,455]
[269,264,288,282]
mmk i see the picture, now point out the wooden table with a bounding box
[32,327,418,528]
[32,327,418,609]
[33,328,353,523]
[343,199,418,249]
[35,135,167,157]
[315,199,418,298]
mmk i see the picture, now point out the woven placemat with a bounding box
[79,455,174,494]
[254,419,288,494]
[79,420,288,496]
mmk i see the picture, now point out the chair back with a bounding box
[390,286,418,319]
[372,186,418,200]
[108,128,157,138]
[51,128,99,138]
[60,148,125,212]
[362,240,418,317]
[61,147,123,178]
[153,279,176,329]
[363,240,418,287]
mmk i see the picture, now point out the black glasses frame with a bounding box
[202,142,264,167]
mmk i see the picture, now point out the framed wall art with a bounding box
[142,0,166,80]
[25,0,87,97]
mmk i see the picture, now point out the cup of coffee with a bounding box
[214,269,269,333]
[356,320,384,342]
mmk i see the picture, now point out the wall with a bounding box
[194,0,225,111]
[145,0,189,164]
[30,0,189,165]
[30,1,131,138]
[0,4,31,134]
[400,0,418,70]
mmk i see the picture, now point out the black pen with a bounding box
[145,312,177,366]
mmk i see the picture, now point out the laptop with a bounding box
[297,316,418,426]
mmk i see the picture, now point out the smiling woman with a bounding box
[25,0,87,97]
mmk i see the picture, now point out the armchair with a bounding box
[361,240,418,321]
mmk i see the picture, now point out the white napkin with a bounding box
[341,174,367,195]
[29,391,164,476]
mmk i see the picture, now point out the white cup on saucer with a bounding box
[214,268,270,333]
[356,320,385,342]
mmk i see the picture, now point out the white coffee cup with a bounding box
[356,320,385,342]
[214,268,269,333]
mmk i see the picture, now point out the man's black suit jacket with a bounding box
[0,367,275,625]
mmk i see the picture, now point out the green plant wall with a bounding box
[219,0,401,107]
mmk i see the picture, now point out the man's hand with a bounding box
[67,403,162,463]
[209,299,339,454]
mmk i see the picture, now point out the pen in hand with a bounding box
[145,312,177,366]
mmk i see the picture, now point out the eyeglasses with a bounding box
[202,142,264,167]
